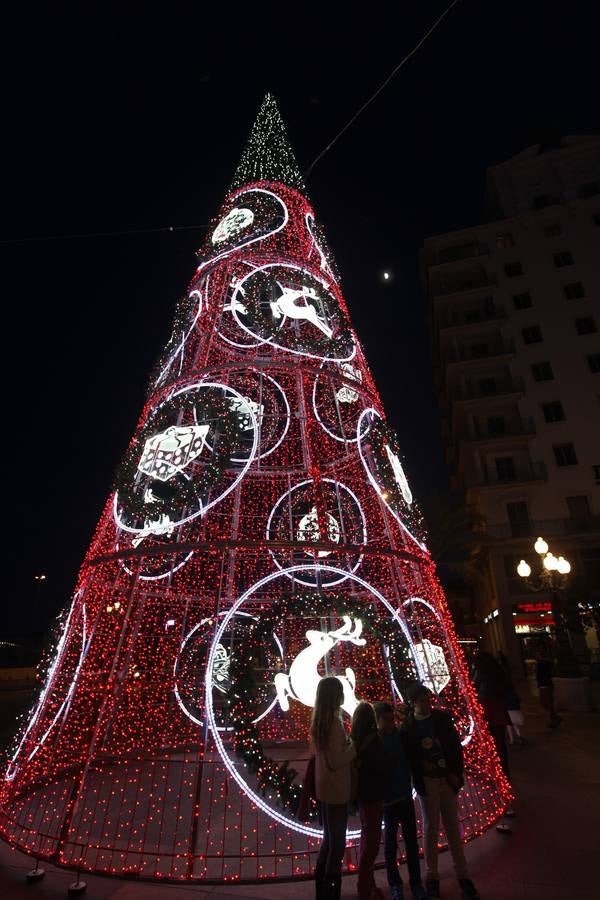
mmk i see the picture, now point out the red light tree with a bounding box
[0,95,510,884]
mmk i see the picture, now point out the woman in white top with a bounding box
[311,676,356,900]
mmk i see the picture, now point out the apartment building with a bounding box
[423,136,600,670]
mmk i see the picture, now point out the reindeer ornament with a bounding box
[274,616,366,717]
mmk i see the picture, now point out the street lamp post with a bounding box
[516,537,579,677]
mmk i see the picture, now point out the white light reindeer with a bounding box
[269,285,333,339]
[274,616,366,717]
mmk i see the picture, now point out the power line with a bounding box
[304,0,461,177]
[0,223,207,246]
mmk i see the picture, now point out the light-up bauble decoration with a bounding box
[274,616,365,717]
[335,362,363,404]
[138,424,210,481]
[384,442,413,505]
[412,638,451,693]
[296,506,340,557]
[266,478,366,585]
[212,207,254,244]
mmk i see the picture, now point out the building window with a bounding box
[478,377,497,396]
[544,223,562,237]
[566,495,590,519]
[553,251,574,267]
[487,415,506,437]
[522,325,543,344]
[506,501,532,537]
[593,464,600,481]
[594,213,600,226]
[534,194,559,210]
[513,291,532,310]
[496,233,515,249]
[495,456,516,481]
[470,343,489,359]
[553,443,578,467]
[575,316,597,335]
[563,282,585,300]
[504,261,523,278]
[587,353,600,373]
[578,181,600,198]
[542,401,566,423]
[531,360,554,381]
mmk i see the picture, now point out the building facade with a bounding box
[423,136,600,671]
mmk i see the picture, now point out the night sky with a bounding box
[2,2,597,635]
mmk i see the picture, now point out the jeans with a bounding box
[317,802,348,876]
[419,777,468,880]
[383,797,422,887]
[357,801,383,900]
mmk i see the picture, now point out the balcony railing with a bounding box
[434,273,497,297]
[452,376,524,402]
[460,416,535,442]
[428,242,490,266]
[439,303,506,330]
[486,515,600,540]
[464,460,547,488]
[445,338,515,364]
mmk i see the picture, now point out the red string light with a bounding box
[0,98,511,884]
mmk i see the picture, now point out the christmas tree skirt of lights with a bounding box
[0,95,510,884]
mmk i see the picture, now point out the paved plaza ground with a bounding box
[0,683,598,900]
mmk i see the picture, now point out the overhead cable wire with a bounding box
[0,223,207,246]
[304,0,461,177]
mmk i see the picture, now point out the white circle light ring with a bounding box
[113,381,258,535]
[402,597,474,747]
[356,408,426,552]
[174,612,283,732]
[230,262,356,363]
[266,478,367,586]
[205,565,427,839]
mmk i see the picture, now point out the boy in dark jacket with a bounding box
[374,701,428,900]
[403,684,480,900]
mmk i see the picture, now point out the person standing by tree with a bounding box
[350,702,388,900]
[311,676,356,900]
[374,701,428,900]
[403,683,480,900]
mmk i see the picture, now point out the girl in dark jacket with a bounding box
[351,702,388,900]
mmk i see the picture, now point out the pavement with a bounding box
[0,684,599,900]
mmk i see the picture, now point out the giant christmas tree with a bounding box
[1,96,510,885]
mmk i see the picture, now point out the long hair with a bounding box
[350,701,377,750]
[310,676,344,750]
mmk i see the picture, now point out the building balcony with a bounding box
[433,273,497,299]
[459,416,536,444]
[425,241,489,268]
[464,460,547,488]
[444,338,515,366]
[438,303,506,331]
[486,515,600,540]
[451,376,524,404]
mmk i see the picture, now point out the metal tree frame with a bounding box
[0,96,511,885]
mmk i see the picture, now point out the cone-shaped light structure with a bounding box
[0,97,511,886]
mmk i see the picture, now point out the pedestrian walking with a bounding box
[311,676,356,900]
[403,683,480,900]
[472,651,511,780]
[536,645,562,728]
[374,701,428,900]
[350,702,387,900]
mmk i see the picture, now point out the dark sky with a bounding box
[2,2,597,634]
